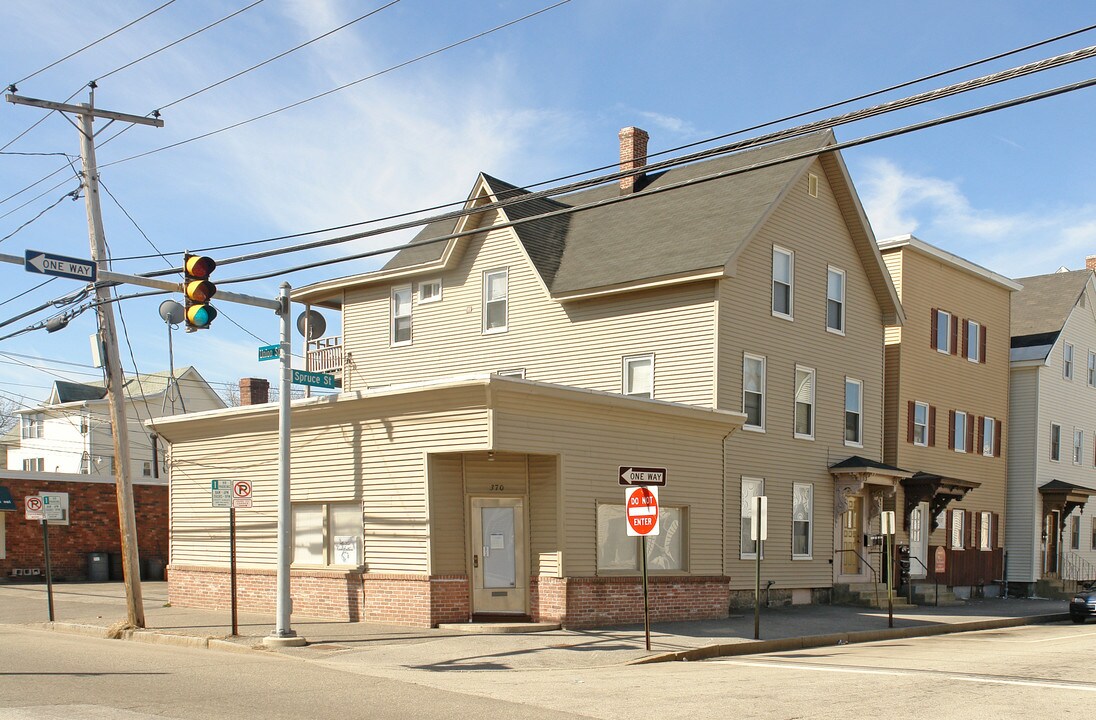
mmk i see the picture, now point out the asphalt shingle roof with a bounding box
[1011,269,1092,338]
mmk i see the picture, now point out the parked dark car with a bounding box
[1069,587,1096,623]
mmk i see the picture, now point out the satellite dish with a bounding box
[159,300,184,325]
[296,310,326,340]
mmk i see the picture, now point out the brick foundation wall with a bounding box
[1,479,167,581]
[169,567,468,627]
[534,575,732,629]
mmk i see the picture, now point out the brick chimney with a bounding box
[239,377,269,406]
[1087,255,1096,271]
[619,126,649,194]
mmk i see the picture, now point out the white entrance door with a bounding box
[909,502,928,579]
[470,497,526,615]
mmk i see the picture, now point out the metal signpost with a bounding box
[212,480,251,636]
[752,495,768,640]
[26,495,62,621]
[625,484,660,651]
[881,510,896,628]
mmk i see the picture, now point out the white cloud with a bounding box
[858,157,1096,278]
[636,111,696,138]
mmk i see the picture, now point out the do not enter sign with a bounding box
[625,486,659,537]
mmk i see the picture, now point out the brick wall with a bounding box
[530,575,567,623]
[1,479,167,580]
[554,575,731,629]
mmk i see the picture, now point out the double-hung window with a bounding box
[982,416,996,457]
[1065,343,1075,380]
[794,367,815,439]
[623,355,654,399]
[483,269,508,333]
[21,413,43,439]
[965,320,980,362]
[741,478,764,559]
[953,411,968,453]
[980,512,993,551]
[950,509,965,550]
[292,502,363,567]
[1075,428,1084,465]
[772,246,793,319]
[1051,423,1062,461]
[792,482,813,559]
[1089,351,1096,386]
[743,354,765,431]
[844,378,862,446]
[933,309,951,354]
[390,286,412,345]
[912,402,929,446]
[826,267,845,334]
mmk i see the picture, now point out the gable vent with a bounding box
[807,173,819,198]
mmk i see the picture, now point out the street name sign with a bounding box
[292,369,336,389]
[625,486,660,537]
[258,344,280,361]
[232,480,253,509]
[211,480,231,509]
[24,249,97,282]
[618,466,667,487]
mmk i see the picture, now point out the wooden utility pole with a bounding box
[7,88,164,628]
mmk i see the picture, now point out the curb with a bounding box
[628,613,1071,664]
[39,621,262,654]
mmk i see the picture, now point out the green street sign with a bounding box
[292,369,336,389]
[258,344,280,361]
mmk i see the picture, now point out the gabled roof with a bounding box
[53,380,107,403]
[294,130,903,322]
[29,367,221,412]
[1011,269,1092,340]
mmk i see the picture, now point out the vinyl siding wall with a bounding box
[169,387,490,573]
[340,210,717,407]
[717,159,886,590]
[1033,280,1096,575]
[1006,366,1040,582]
[883,246,1011,553]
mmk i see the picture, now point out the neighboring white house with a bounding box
[7,366,225,483]
[1008,268,1096,595]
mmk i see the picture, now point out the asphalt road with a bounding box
[3,622,1094,719]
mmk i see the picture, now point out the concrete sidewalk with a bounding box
[0,580,1072,671]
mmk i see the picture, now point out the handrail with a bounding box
[1061,551,1096,592]
[908,554,938,607]
[835,548,881,608]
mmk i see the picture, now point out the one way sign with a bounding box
[24,250,97,282]
[618,466,667,487]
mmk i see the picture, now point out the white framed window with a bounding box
[982,416,996,457]
[1089,351,1096,386]
[742,354,765,431]
[1065,342,1075,380]
[418,278,442,304]
[596,503,686,571]
[21,413,43,439]
[965,320,980,362]
[292,502,363,567]
[950,509,965,550]
[483,268,508,333]
[494,368,526,379]
[792,482,813,559]
[954,411,968,453]
[794,366,815,440]
[772,246,793,319]
[22,458,44,472]
[1051,422,1062,462]
[142,461,153,477]
[1075,428,1084,465]
[844,378,862,447]
[826,267,845,334]
[390,285,412,346]
[980,512,993,551]
[623,354,654,399]
[913,402,929,447]
[741,478,764,559]
[934,309,951,354]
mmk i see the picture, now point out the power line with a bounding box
[108,21,1096,261]
[98,179,173,267]
[8,0,179,87]
[0,186,81,244]
[98,0,571,169]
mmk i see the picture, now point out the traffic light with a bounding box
[183,253,217,332]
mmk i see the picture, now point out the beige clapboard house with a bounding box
[152,128,902,627]
[879,236,1019,601]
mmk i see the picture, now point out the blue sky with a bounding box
[1,0,1095,407]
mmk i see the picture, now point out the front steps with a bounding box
[833,583,917,610]
[910,583,965,606]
